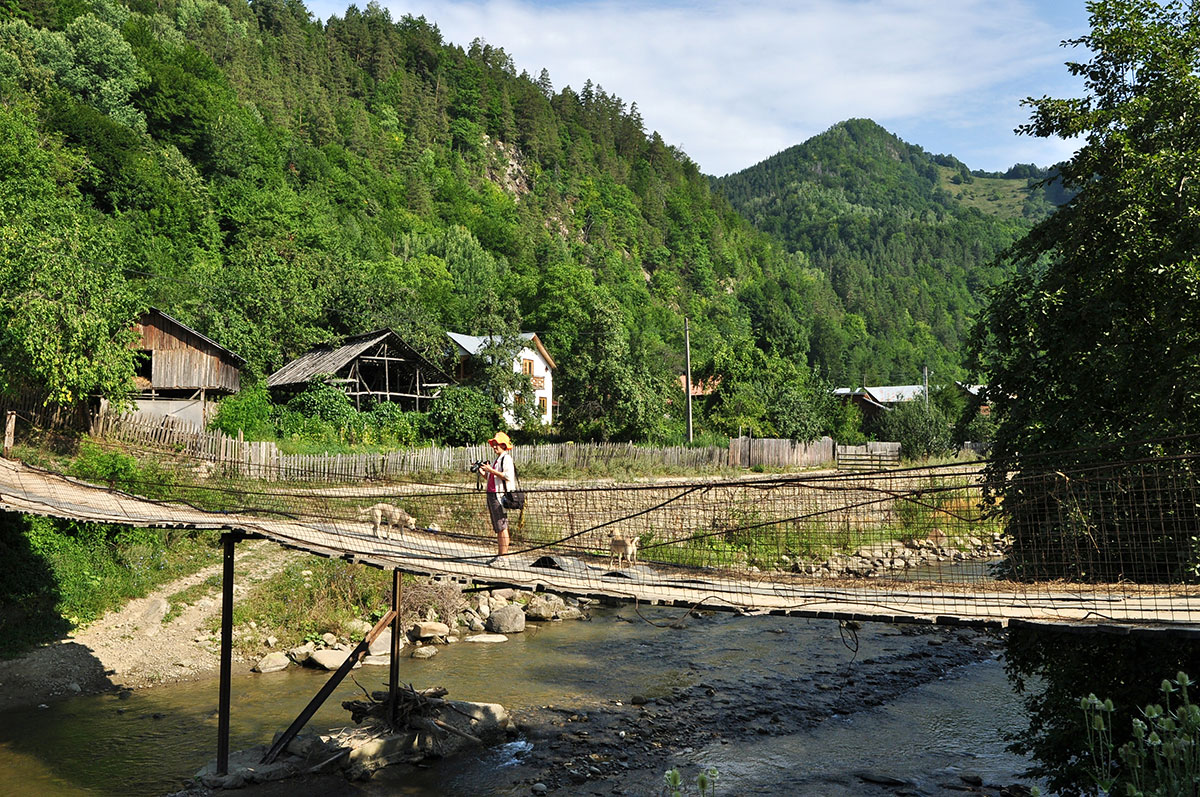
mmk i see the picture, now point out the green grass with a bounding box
[164,574,222,623]
[936,165,1031,218]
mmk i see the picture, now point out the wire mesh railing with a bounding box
[2,440,1199,628]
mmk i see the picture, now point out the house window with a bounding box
[538,397,547,415]
[522,359,534,376]
[514,393,525,405]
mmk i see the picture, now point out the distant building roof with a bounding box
[447,332,557,370]
[863,385,926,404]
[678,375,720,397]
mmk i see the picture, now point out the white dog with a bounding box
[357,503,415,539]
[608,532,638,569]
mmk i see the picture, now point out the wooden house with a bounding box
[447,332,556,427]
[267,329,454,411]
[124,308,245,426]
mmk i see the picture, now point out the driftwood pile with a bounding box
[343,684,483,748]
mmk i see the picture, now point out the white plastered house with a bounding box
[446,332,557,427]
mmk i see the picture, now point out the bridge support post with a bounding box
[216,531,237,776]
[388,569,402,725]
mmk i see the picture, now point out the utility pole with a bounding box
[685,317,694,443]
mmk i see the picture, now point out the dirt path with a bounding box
[0,539,302,711]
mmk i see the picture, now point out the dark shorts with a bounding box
[487,492,509,534]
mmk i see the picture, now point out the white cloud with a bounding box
[305,0,1089,175]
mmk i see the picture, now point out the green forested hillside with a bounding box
[0,0,1058,444]
[714,119,1064,385]
[0,0,856,441]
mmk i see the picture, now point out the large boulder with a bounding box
[411,621,450,640]
[369,628,402,657]
[524,594,565,621]
[253,652,290,673]
[486,605,526,634]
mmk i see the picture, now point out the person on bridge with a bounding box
[479,432,516,558]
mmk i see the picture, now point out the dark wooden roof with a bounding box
[267,330,453,389]
[141,308,246,364]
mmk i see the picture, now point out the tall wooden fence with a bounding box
[728,436,834,469]
[90,411,843,482]
[835,442,902,471]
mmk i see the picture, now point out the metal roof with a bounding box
[863,385,927,404]
[267,329,453,388]
[447,332,557,370]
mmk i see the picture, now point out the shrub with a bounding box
[69,440,140,487]
[210,380,275,439]
[368,402,423,447]
[874,401,953,460]
[285,382,357,428]
[426,386,501,446]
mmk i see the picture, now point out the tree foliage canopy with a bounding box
[970,0,1200,582]
[973,0,1200,464]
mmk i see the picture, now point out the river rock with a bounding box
[287,641,316,665]
[361,654,390,666]
[412,621,450,639]
[253,652,290,673]
[467,615,486,632]
[524,593,565,620]
[465,633,508,643]
[476,601,491,619]
[492,588,516,600]
[486,605,526,634]
[556,606,584,621]
[369,628,396,656]
[410,646,438,660]
[347,618,373,637]
[308,649,361,670]
[321,633,337,647]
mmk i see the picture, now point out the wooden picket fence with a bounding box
[90,410,844,483]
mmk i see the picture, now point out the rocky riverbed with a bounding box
[3,537,1036,796]
[167,605,1036,797]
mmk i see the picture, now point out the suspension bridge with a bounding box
[3,452,1199,632]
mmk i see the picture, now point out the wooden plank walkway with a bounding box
[2,458,1199,634]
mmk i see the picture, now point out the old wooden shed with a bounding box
[267,329,454,411]
[127,308,245,426]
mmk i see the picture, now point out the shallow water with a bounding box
[0,608,1035,796]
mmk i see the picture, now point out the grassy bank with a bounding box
[0,512,222,657]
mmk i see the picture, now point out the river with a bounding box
[0,605,1044,796]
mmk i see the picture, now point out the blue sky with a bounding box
[304,0,1092,177]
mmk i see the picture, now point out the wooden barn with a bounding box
[267,329,454,411]
[125,308,245,426]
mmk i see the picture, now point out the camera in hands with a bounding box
[469,460,486,473]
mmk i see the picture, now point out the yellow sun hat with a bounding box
[488,432,513,450]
